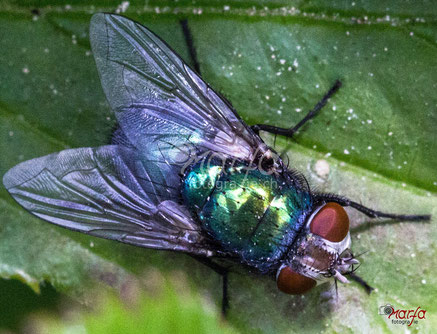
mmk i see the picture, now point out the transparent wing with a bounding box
[90,13,267,166]
[3,146,215,256]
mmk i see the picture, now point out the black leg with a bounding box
[190,255,230,316]
[252,80,342,137]
[180,19,201,74]
[180,19,240,113]
[315,193,431,222]
[222,271,229,315]
[349,273,374,294]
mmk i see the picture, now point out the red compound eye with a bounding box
[310,202,349,242]
[276,266,316,295]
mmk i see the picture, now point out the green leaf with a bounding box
[25,273,238,334]
[1,2,436,333]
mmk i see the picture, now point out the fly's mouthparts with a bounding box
[333,270,349,284]
[332,254,361,284]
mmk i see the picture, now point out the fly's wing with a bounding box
[3,146,215,256]
[90,13,267,167]
[2,14,270,258]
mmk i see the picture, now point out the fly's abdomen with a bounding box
[182,161,312,270]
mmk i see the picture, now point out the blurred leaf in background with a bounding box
[0,1,436,333]
[22,271,237,334]
[0,278,63,332]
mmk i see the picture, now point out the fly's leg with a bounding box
[222,271,229,315]
[180,19,201,74]
[315,193,431,221]
[180,19,238,113]
[348,273,374,294]
[190,255,230,316]
[251,80,342,137]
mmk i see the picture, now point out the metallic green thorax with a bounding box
[182,160,313,271]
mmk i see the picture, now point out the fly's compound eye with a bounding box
[310,202,349,242]
[276,266,316,295]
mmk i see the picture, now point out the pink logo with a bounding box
[379,304,426,327]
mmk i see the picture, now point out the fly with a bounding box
[3,14,431,316]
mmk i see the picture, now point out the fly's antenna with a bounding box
[342,250,368,275]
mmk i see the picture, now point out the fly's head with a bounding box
[276,202,359,294]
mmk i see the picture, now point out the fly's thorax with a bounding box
[181,158,313,271]
[276,202,359,295]
[182,162,223,211]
